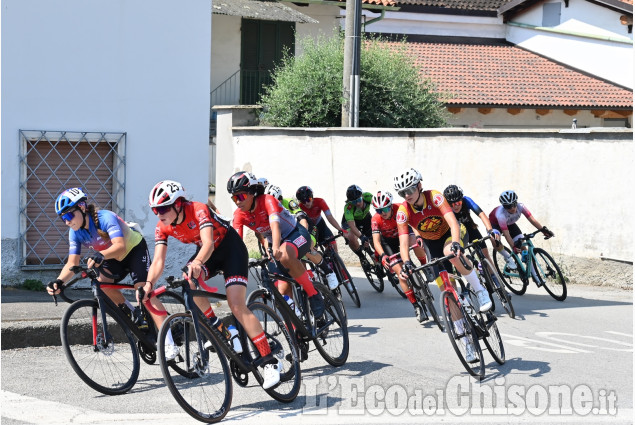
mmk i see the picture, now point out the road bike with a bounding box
[158,269,301,423]
[493,228,566,301]
[464,235,515,318]
[315,233,361,308]
[52,263,186,395]
[358,240,385,293]
[247,256,349,367]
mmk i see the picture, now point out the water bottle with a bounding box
[521,249,528,263]
[283,295,301,317]
[227,325,243,354]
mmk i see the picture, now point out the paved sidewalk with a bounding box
[1,274,231,350]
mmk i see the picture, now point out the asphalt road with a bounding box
[1,270,632,424]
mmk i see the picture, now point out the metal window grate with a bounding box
[18,130,126,269]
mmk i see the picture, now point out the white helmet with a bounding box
[372,190,393,209]
[499,190,518,206]
[393,168,422,192]
[257,177,269,187]
[265,184,283,200]
[149,180,187,207]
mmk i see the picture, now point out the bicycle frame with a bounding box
[503,229,545,283]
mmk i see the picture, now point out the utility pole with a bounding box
[342,0,362,127]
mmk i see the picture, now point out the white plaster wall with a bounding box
[210,14,242,98]
[288,3,341,43]
[1,0,212,277]
[216,123,632,261]
[505,0,633,88]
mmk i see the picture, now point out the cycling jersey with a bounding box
[299,197,332,227]
[396,190,452,240]
[232,194,297,243]
[371,204,401,239]
[342,192,373,224]
[282,197,307,222]
[69,210,143,260]
[155,201,230,249]
[453,196,483,230]
[489,203,532,231]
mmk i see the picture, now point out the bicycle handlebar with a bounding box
[50,263,120,305]
[316,232,347,248]
[523,228,554,241]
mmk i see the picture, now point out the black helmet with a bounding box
[227,171,258,194]
[296,186,313,203]
[443,185,463,203]
[346,185,363,201]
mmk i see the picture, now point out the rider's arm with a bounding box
[444,210,462,244]
[527,215,544,231]
[57,254,81,283]
[270,220,282,255]
[145,243,168,292]
[324,210,344,232]
[372,232,384,256]
[347,220,362,239]
[502,229,514,249]
[187,226,214,280]
[97,236,126,260]
[477,212,494,232]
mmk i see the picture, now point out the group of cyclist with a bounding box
[47,166,553,389]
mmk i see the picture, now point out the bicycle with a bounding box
[464,235,515,318]
[302,258,348,324]
[430,253,505,379]
[358,240,385,293]
[493,228,566,301]
[157,269,301,423]
[246,256,349,367]
[52,263,186,395]
[315,233,361,308]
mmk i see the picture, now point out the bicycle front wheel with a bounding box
[388,271,407,298]
[493,248,528,295]
[313,284,349,366]
[361,249,384,292]
[440,291,484,379]
[411,271,444,331]
[60,299,140,395]
[247,302,301,403]
[481,312,505,364]
[481,259,515,319]
[158,313,232,424]
[533,248,567,301]
[333,253,361,308]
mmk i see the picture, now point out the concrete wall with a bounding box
[215,108,633,269]
[1,0,212,284]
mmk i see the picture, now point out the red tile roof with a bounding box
[385,40,633,108]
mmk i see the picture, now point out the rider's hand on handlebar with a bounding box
[400,260,415,279]
[450,242,464,256]
[86,252,104,268]
[47,279,64,296]
[380,253,389,268]
[360,235,370,246]
[542,226,555,239]
[487,228,501,242]
[271,246,283,261]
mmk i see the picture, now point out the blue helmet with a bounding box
[55,188,87,215]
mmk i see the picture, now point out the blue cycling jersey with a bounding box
[69,210,142,260]
[453,196,484,229]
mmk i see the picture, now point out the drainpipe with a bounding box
[508,21,633,44]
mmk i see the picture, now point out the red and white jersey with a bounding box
[371,204,401,239]
[299,197,331,226]
[155,201,230,249]
[232,194,297,242]
[489,203,532,231]
[396,190,452,240]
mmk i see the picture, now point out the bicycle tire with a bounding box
[360,249,384,292]
[493,248,528,295]
[481,312,505,365]
[411,271,444,331]
[246,302,301,403]
[481,259,515,319]
[307,262,348,322]
[313,284,349,366]
[332,252,361,308]
[387,271,406,298]
[532,248,567,301]
[60,299,140,395]
[440,291,484,379]
[158,313,232,423]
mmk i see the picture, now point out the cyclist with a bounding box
[296,185,346,253]
[489,190,554,270]
[265,184,339,290]
[394,169,491,362]
[229,172,326,319]
[371,190,429,322]
[341,185,376,264]
[47,188,166,341]
[443,185,502,285]
[145,180,281,389]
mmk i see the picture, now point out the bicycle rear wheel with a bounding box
[481,312,505,365]
[247,302,301,403]
[60,299,140,395]
[332,253,361,308]
[313,284,349,366]
[481,259,515,319]
[440,291,484,379]
[493,248,528,295]
[533,248,567,301]
[361,249,384,292]
[411,271,443,331]
[158,313,232,423]
[387,270,406,298]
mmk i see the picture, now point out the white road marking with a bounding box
[501,333,592,353]
[535,332,633,352]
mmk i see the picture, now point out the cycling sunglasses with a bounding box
[351,197,363,204]
[299,196,313,204]
[232,192,250,203]
[375,206,391,214]
[152,205,172,215]
[397,186,419,198]
[503,202,517,210]
[59,208,79,222]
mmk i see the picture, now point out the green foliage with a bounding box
[22,279,45,291]
[259,34,448,128]
[248,250,262,259]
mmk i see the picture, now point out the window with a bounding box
[542,3,561,27]
[19,130,126,268]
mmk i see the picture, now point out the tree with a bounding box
[259,34,448,128]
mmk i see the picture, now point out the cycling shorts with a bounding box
[191,227,248,288]
[102,238,150,285]
[492,222,522,242]
[314,219,334,245]
[422,224,467,273]
[341,213,372,238]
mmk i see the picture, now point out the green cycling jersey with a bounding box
[343,192,373,223]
